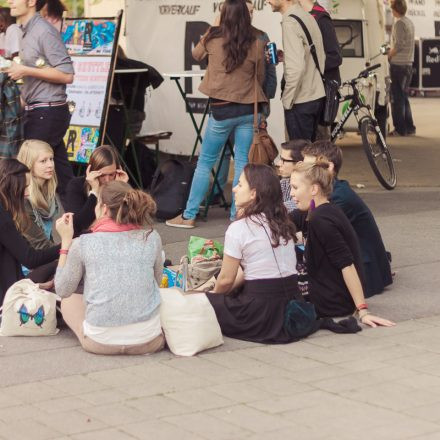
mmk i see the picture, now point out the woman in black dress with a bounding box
[290,159,394,327]
[65,145,129,236]
[0,159,59,304]
[206,164,300,343]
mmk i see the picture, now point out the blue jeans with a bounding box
[390,64,416,135]
[184,113,255,221]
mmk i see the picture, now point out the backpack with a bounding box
[150,159,195,220]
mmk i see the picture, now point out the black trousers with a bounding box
[24,104,73,207]
[284,98,324,142]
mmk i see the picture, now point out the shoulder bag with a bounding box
[248,41,278,165]
[289,14,340,126]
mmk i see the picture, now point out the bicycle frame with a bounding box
[331,79,375,142]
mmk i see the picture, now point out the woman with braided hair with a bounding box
[55,181,165,355]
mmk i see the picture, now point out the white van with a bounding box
[329,0,390,134]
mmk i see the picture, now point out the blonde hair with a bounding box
[99,181,156,228]
[292,157,334,198]
[17,140,57,212]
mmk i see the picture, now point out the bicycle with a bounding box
[330,63,397,190]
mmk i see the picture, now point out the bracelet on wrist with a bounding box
[59,249,69,255]
[356,303,368,311]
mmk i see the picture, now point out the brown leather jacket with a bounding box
[192,28,267,105]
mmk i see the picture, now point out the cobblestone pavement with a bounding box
[0,98,439,440]
[2,319,440,440]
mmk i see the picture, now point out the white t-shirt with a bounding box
[224,215,297,280]
[4,24,22,58]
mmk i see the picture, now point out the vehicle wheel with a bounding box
[360,117,397,190]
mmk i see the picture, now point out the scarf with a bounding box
[91,217,141,233]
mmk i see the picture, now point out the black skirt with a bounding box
[206,274,300,344]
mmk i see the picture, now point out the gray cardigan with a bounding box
[55,229,163,327]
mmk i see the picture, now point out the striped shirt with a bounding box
[391,16,415,66]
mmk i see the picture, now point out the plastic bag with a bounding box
[187,236,224,264]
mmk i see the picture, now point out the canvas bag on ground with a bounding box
[289,14,340,126]
[159,288,223,356]
[248,41,278,165]
[150,159,195,220]
[0,279,59,336]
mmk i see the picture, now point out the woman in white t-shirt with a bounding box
[206,163,300,343]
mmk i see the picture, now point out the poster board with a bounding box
[61,12,122,163]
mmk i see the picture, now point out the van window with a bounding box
[334,20,364,58]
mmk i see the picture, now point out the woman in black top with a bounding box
[0,159,60,304]
[65,145,129,236]
[290,160,394,328]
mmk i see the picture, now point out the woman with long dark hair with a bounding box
[0,159,59,303]
[206,164,299,343]
[166,0,267,228]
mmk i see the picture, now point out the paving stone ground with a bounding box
[0,98,439,440]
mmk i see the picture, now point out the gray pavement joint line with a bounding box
[393,259,440,269]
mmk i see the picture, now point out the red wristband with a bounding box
[357,303,368,310]
[59,249,69,255]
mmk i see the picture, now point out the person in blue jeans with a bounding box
[166,0,267,229]
[209,0,277,206]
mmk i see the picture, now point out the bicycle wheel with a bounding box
[360,117,397,190]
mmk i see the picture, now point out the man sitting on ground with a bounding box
[301,140,393,297]
[277,139,310,213]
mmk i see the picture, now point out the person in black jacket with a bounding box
[290,159,394,327]
[0,159,59,304]
[65,145,129,236]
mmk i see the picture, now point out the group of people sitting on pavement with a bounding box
[0,0,396,355]
[0,137,395,355]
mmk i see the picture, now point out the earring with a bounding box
[309,199,316,211]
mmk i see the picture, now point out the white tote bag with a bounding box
[159,288,223,356]
[0,279,59,336]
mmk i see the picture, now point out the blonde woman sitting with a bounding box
[17,140,59,250]
[17,140,60,284]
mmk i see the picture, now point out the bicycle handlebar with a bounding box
[358,63,381,79]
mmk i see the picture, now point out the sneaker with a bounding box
[407,129,416,136]
[166,215,195,229]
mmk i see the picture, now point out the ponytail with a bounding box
[99,181,156,228]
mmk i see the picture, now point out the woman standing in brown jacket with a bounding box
[166,0,267,228]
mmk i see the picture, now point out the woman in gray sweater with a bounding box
[55,181,164,355]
